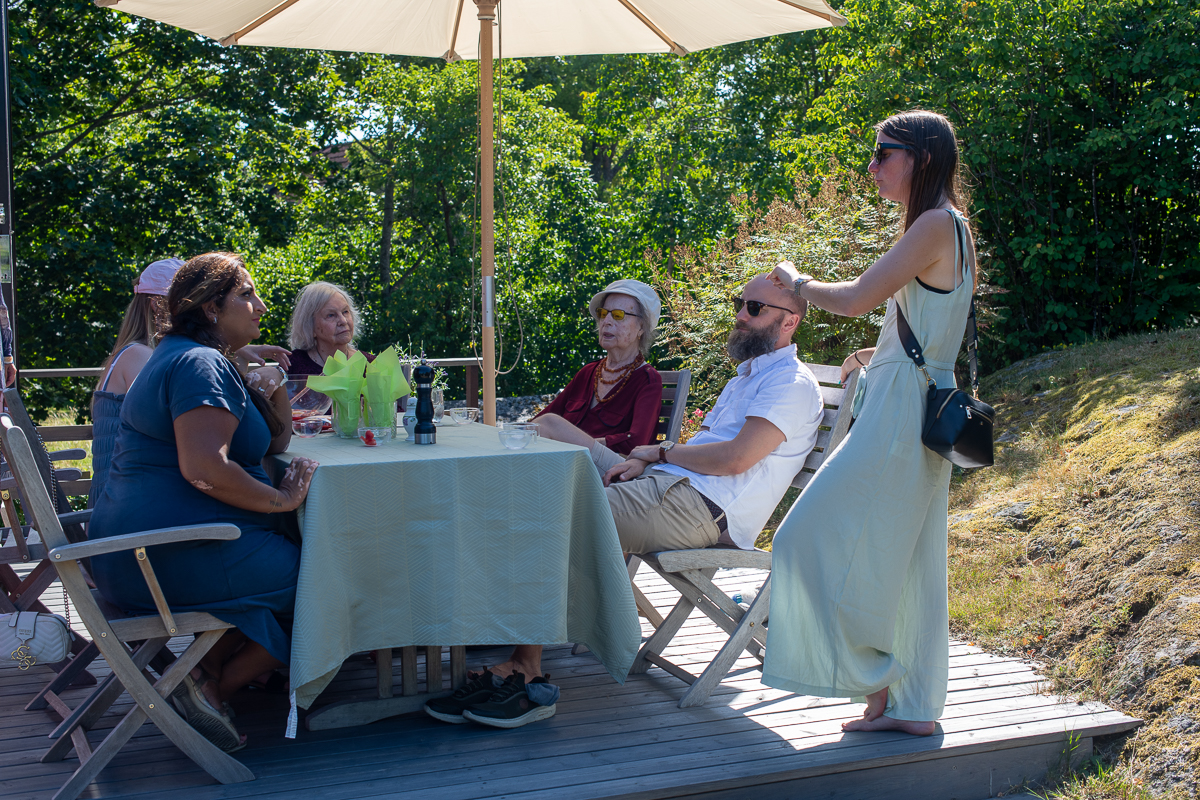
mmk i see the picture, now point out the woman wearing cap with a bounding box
[533,279,663,461]
[285,281,374,375]
[90,258,186,507]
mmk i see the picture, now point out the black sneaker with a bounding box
[424,669,499,724]
[462,672,557,729]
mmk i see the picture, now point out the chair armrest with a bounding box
[48,524,241,562]
[49,449,88,462]
[53,468,83,482]
[59,509,92,526]
[655,547,772,572]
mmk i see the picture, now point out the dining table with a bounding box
[267,420,640,732]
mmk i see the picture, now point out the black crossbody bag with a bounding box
[895,216,995,469]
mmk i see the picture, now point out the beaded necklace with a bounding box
[592,353,644,404]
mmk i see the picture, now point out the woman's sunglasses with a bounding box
[732,297,794,317]
[873,142,913,163]
[597,308,640,321]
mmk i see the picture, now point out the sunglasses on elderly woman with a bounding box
[597,308,640,321]
[732,297,794,317]
[873,142,913,163]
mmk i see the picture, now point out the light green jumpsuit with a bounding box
[762,210,974,722]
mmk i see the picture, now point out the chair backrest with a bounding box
[2,387,75,515]
[655,369,692,443]
[790,363,858,491]
[0,415,72,553]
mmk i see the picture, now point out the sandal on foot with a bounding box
[171,674,245,753]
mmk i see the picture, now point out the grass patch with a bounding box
[36,407,94,476]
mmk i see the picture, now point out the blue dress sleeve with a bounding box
[167,347,249,422]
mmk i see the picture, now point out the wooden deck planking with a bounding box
[2,566,1138,800]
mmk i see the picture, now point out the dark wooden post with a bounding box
[465,365,480,409]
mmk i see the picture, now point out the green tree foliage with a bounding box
[780,0,1200,363]
[12,0,336,416]
[247,59,621,398]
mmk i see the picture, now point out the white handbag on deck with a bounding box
[1,610,74,670]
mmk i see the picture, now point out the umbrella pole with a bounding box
[476,0,497,426]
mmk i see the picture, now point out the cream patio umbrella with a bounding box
[94,0,846,424]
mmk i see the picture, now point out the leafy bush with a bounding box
[652,166,901,409]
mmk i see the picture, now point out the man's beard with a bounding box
[727,316,783,362]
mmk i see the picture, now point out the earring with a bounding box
[210,315,217,323]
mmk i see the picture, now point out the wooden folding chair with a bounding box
[630,363,857,707]
[0,414,255,800]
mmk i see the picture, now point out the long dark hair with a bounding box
[166,253,285,437]
[875,110,969,232]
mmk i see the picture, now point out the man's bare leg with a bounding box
[487,645,544,678]
[841,687,936,735]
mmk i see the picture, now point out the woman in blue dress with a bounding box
[88,252,318,751]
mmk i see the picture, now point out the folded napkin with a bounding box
[306,351,368,436]
[362,346,411,427]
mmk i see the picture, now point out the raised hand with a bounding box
[768,261,801,292]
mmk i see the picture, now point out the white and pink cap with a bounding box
[134,258,185,296]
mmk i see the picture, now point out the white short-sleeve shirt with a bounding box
[655,344,823,549]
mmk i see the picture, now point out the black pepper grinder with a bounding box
[413,359,436,445]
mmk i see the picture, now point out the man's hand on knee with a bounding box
[604,458,649,486]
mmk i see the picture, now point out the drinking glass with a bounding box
[431,388,445,422]
[497,422,539,450]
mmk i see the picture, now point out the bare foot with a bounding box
[841,715,937,736]
[862,687,888,722]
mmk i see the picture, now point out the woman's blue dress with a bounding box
[87,335,299,664]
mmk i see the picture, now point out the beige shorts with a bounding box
[605,470,721,555]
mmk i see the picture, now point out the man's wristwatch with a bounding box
[793,274,816,297]
[658,440,676,464]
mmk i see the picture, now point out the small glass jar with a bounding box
[331,397,361,439]
[431,387,444,422]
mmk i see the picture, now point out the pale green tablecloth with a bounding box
[268,424,639,709]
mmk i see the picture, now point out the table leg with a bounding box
[425,646,442,692]
[450,646,467,690]
[303,645,456,732]
[400,647,418,696]
[376,648,393,699]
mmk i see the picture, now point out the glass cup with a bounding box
[431,387,445,422]
[450,407,479,425]
[364,400,398,438]
[292,417,323,438]
[331,398,361,439]
[497,422,539,450]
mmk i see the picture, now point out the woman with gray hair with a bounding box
[534,279,663,459]
[285,281,375,375]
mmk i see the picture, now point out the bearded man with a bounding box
[439,274,825,711]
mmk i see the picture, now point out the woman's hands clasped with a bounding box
[273,457,319,512]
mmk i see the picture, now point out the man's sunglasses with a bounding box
[732,297,794,317]
[597,308,640,321]
[873,142,913,163]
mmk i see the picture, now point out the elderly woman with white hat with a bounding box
[533,279,664,461]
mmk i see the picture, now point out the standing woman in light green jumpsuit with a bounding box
[763,110,976,736]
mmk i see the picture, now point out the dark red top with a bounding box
[286,348,375,377]
[535,361,663,456]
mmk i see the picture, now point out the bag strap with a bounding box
[896,210,982,398]
[895,303,936,391]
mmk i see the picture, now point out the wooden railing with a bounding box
[22,357,483,407]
